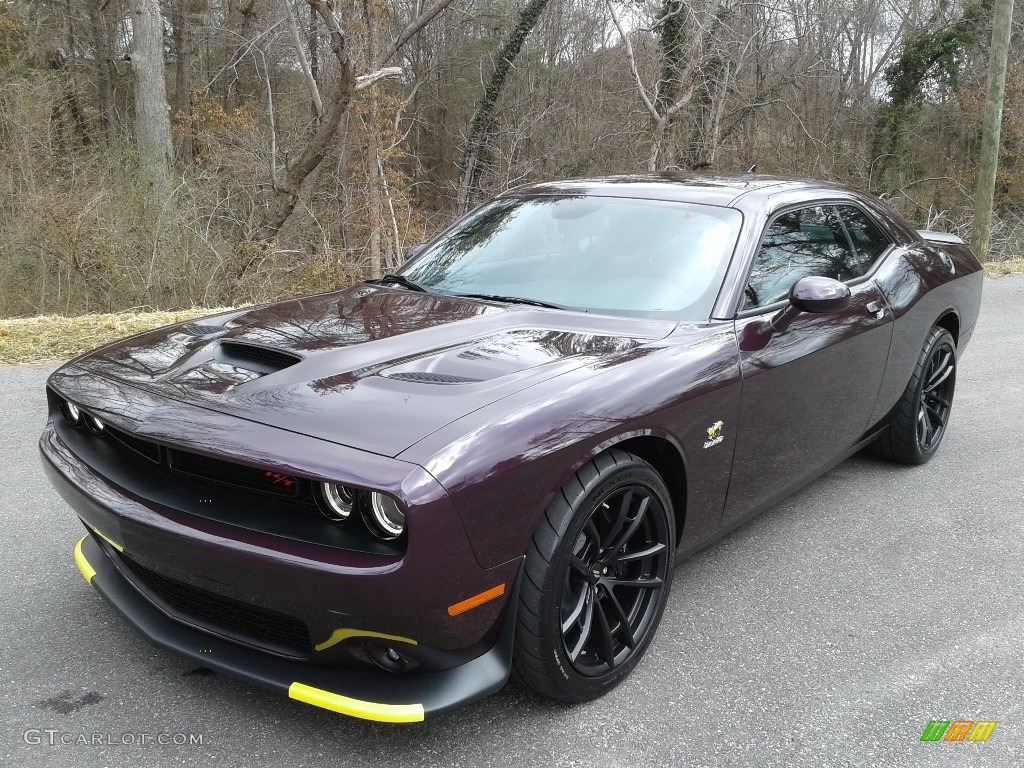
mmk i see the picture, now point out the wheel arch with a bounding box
[935,310,960,346]
[590,434,688,547]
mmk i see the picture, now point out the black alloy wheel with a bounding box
[513,450,675,701]
[916,338,955,453]
[873,326,957,465]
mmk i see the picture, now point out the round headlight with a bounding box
[319,483,354,522]
[367,492,406,539]
[59,400,81,426]
[84,414,105,434]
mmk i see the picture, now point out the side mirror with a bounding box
[789,275,852,313]
[767,276,851,333]
[404,244,426,262]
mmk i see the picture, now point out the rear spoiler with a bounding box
[917,229,965,245]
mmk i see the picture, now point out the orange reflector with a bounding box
[447,583,506,616]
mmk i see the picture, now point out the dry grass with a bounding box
[0,308,238,365]
[984,258,1024,277]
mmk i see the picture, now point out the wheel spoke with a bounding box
[924,354,953,392]
[925,400,946,427]
[615,542,666,563]
[582,519,601,554]
[568,555,590,576]
[561,582,588,632]
[602,587,636,649]
[917,407,931,445]
[607,576,663,589]
[593,596,617,668]
[567,588,595,661]
[607,496,650,554]
[601,490,633,549]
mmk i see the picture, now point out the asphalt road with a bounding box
[1,277,1021,768]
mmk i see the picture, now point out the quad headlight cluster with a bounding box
[317,483,407,541]
[58,397,105,433]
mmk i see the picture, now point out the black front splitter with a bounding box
[74,533,517,723]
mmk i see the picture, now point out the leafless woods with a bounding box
[0,0,1017,315]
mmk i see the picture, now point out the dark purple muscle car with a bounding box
[40,174,983,722]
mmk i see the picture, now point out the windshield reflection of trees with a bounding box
[404,200,524,288]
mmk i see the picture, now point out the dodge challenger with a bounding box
[40,173,983,722]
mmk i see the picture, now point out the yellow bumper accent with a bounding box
[74,536,96,584]
[288,682,424,723]
[314,628,418,653]
[90,526,123,552]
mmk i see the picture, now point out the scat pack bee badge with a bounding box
[703,421,724,449]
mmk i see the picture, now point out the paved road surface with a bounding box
[1,277,1021,767]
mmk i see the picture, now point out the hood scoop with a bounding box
[216,341,302,374]
[181,322,227,336]
[384,371,483,385]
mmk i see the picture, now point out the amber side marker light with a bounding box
[447,583,506,616]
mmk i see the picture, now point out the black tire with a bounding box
[512,449,675,702]
[873,326,956,465]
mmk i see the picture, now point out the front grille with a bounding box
[168,449,301,497]
[118,552,312,656]
[218,341,301,371]
[106,425,161,463]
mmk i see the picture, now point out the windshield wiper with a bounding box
[453,293,565,310]
[367,274,428,292]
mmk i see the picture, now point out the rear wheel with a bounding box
[874,326,956,465]
[512,450,675,701]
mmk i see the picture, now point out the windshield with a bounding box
[400,195,742,320]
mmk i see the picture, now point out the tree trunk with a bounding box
[88,0,117,139]
[972,0,1014,263]
[130,0,173,193]
[456,0,553,214]
[309,3,320,123]
[172,0,194,163]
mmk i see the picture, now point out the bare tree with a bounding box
[456,0,554,214]
[130,0,173,192]
[252,0,456,246]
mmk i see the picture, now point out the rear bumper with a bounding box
[73,532,518,722]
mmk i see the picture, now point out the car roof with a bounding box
[502,172,860,208]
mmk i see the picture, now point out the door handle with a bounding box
[866,301,886,319]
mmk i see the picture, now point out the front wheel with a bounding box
[512,450,675,702]
[874,326,956,465]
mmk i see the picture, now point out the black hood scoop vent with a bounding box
[181,322,226,336]
[216,341,302,374]
[385,372,482,385]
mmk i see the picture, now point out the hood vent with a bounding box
[181,322,226,336]
[216,341,302,374]
[385,372,482,385]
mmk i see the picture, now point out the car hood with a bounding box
[63,285,675,456]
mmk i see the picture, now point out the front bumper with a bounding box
[40,399,523,721]
[73,533,518,722]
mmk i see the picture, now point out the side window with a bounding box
[835,205,891,273]
[743,205,859,310]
